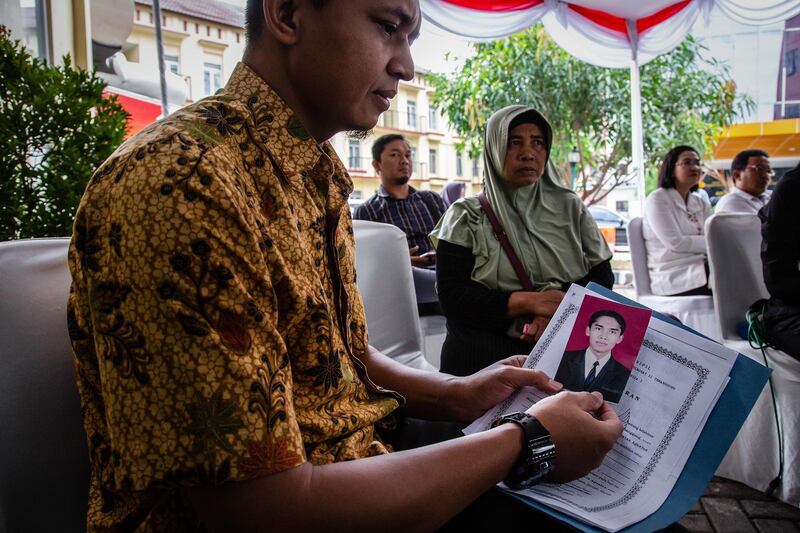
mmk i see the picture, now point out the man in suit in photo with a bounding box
[555,310,631,403]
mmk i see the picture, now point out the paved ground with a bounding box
[678,477,800,532]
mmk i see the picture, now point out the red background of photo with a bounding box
[563,294,652,371]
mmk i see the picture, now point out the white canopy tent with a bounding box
[421,0,800,205]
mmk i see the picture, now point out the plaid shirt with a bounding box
[354,186,446,254]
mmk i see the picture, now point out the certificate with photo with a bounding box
[465,284,738,532]
[553,294,651,404]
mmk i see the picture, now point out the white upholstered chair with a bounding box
[627,217,717,339]
[353,221,437,371]
[0,238,89,532]
[705,213,800,506]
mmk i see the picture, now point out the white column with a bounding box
[626,19,646,212]
[630,58,646,210]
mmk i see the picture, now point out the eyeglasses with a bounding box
[746,164,775,177]
[677,159,703,167]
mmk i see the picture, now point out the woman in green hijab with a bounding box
[430,105,613,376]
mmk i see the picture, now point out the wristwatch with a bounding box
[491,412,556,489]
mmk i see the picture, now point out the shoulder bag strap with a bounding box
[477,192,536,292]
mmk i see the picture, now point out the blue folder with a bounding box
[506,282,771,532]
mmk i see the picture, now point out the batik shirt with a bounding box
[68,62,402,531]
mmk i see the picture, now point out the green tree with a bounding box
[0,26,128,240]
[429,27,753,204]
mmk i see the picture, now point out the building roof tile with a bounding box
[136,0,244,29]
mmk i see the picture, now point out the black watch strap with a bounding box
[491,412,556,489]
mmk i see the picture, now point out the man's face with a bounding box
[734,155,771,197]
[585,315,624,358]
[289,0,420,139]
[375,139,412,185]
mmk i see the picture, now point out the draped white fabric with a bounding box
[421,0,548,41]
[420,0,800,68]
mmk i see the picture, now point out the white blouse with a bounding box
[643,188,711,296]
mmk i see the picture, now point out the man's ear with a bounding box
[731,169,741,183]
[615,335,624,346]
[264,0,301,46]
[372,159,382,175]
[585,326,591,337]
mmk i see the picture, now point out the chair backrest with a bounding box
[352,221,433,370]
[705,213,769,342]
[0,238,89,532]
[627,217,653,298]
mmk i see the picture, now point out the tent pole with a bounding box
[152,0,169,116]
[630,57,646,215]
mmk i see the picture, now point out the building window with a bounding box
[217,28,222,39]
[411,147,417,172]
[615,200,629,213]
[236,32,241,43]
[164,55,180,75]
[7,0,49,61]
[456,152,463,176]
[206,25,211,36]
[406,100,417,129]
[428,107,438,131]
[183,20,187,32]
[429,149,438,175]
[136,9,140,21]
[472,158,479,177]
[348,139,361,169]
[203,62,223,96]
[195,23,199,34]
[786,49,798,77]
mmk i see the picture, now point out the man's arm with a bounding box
[189,385,621,533]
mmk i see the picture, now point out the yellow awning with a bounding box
[714,118,800,160]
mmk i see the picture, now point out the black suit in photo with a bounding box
[554,348,630,403]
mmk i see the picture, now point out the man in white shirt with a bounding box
[715,149,773,214]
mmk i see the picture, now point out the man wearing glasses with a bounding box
[715,149,773,214]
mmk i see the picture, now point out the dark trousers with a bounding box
[764,300,800,360]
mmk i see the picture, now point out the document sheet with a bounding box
[466,285,737,532]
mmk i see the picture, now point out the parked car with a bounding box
[588,205,629,252]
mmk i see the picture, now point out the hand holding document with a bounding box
[467,285,739,532]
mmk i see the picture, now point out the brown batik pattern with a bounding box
[68,62,402,532]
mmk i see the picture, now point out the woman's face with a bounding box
[673,150,702,190]
[503,122,548,188]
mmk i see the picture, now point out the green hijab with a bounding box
[430,105,611,295]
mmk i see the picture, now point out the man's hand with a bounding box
[529,391,623,483]
[520,316,549,343]
[447,355,563,423]
[410,245,434,267]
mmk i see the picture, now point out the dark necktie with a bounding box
[585,361,600,388]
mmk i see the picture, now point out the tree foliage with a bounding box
[428,27,753,204]
[0,26,129,239]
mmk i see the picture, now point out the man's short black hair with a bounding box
[731,149,769,178]
[372,134,408,161]
[588,310,626,335]
[658,144,700,192]
[245,0,328,44]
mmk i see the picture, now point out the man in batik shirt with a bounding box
[68,1,622,530]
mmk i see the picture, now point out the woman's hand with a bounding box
[520,316,549,343]
[528,290,564,317]
[507,289,564,318]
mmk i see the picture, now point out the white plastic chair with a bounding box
[353,221,437,371]
[705,213,800,506]
[0,238,89,532]
[627,217,717,339]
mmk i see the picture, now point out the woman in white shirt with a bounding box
[643,145,712,296]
